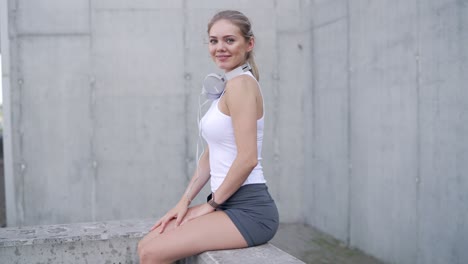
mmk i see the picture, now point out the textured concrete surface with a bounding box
[271,224,384,264]
[0,221,381,264]
[0,219,150,248]
[0,219,150,263]
[0,219,303,264]
[1,0,305,227]
[181,244,305,264]
[304,1,468,264]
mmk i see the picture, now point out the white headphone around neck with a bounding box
[201,63,252,100]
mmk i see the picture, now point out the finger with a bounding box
[151,215,165,230]
[150,220,162,232]
[159,217,173,234]
[180,213,193,226]
[175,213,185,227]
[181,215,192,226]
[159,221,167,233]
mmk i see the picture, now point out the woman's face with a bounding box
[208,19,254,72]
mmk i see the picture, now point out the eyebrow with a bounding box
[209,35,237,38]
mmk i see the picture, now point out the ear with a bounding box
[246,37,255,52]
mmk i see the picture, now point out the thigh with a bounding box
[139,211,248,263]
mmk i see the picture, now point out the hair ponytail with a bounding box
[247,51,259,81]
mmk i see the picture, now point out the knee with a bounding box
[137,240,145,258]
[138,240,154,264]
[138,240,167,264]
[138,244,155,264]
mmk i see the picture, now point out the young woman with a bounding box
[138,10,279,264]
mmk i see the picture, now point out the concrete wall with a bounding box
[304,1,468,264]
[1,0,467,264]
[1,0,308,226]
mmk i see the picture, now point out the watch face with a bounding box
[207,193,213,202]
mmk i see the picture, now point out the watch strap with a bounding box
[207,192,220,208]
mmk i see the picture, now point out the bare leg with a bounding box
[138,211,248,264]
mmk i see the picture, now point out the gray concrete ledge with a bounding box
[0,219,151,248]
[0,219,150,263]
[181,243,305,264]
[0,219,304,263]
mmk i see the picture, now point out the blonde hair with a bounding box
[208,10,259,81]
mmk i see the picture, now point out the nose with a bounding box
[216,41,226,52]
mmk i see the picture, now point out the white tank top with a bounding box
[200,72,266,192]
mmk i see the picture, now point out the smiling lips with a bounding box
[216,55,231,62]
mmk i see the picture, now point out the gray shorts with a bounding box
[214,183,279,247]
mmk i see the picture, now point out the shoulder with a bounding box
[224,74,258,97]
[223,74,259,113]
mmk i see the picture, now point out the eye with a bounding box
[226,38,235,44]
[209,39,217,45]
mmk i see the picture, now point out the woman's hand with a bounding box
[150,198,190,233]
[180,203,215,226]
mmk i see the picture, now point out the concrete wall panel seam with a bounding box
[0,0,16,227]
[345,0,352,247]
[415,0,422,263]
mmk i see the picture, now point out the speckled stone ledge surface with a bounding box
[0,219,304,264]
[0,219,153,263]
[0,218,153,248]
[182,243,305,264]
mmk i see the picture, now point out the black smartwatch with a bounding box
[207,192,220,209]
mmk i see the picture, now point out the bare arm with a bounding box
[151,146,211,232]
[182,146,211,205]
